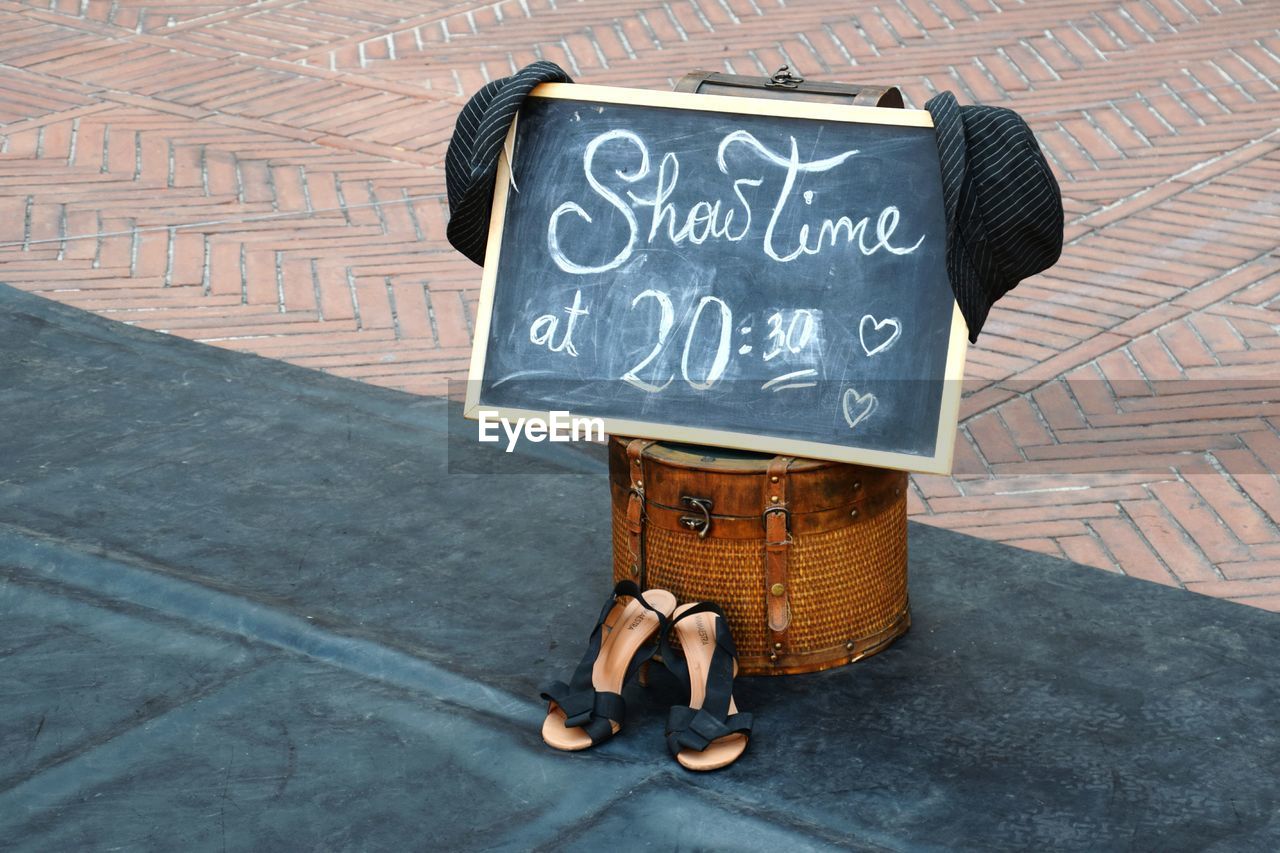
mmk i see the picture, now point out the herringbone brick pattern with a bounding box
[1,0,1278,609]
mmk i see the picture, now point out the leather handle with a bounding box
[851,85,904,108]
[674,70,904,108]
[673,72,703,93]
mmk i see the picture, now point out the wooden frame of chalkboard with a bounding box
[464,83,968,475]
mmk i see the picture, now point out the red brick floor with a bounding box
[1,0,1278,610]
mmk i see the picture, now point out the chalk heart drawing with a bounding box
[859,315,901,357]
[842,387,877,429]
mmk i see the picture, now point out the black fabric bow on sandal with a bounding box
[539,580,676,751]
[659,602,753,771]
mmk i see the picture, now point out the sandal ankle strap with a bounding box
[541,580,670,746]
[658,601,738,687]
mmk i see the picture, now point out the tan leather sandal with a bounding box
[540,580,677,751]
[659,602,753,771]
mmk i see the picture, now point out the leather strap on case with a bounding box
[625,439,656,587]
[851,85,903,107]
[764,455,794,662]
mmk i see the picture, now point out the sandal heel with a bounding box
[539,581,676,751]
[659,602,754,771]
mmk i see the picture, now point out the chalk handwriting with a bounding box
[762,308,816,361]
[621,288,675,392]
[762,368,818,392]
[611,289,823,394]
[529,289,589,356]
[858,315,901,357]
[682,296,733,391]
[842,387,878,429]
[547,128,925,273]
[547,129,647,275]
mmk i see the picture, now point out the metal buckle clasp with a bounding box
[763,505,792,546]
[767,65,804,88]
[679,496,713,538]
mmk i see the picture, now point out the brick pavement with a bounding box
[1,0,1278,610]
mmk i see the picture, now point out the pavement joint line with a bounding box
[0,551,788,848]
[527,772,888,853]
[0,656,627,842]
[1011,78,1276,118]
[0,582,263,796]
[0,526,543,727]
[1068,127,1280,230]
[0,286,459,432]
[0,77,1262,251]
[958,244,1278,421]
[0,193,446,250]
[484,767,673,853]
[0,540,670,846]
[0,660,284,817]
[1164,126,1280,182]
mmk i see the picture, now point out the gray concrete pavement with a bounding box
[2,282,1277,851]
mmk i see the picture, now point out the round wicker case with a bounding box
[608,437,910,675]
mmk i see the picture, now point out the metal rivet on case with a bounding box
[774,642,783,650]
[770,475,779,482]
[771,583,785,596]
[636,480,643,487]
[850,508,859,519]
[770,495,779,503]
[846,640,856,651]
[853,480,861,490]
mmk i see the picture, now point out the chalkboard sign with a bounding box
[464,83,967,474]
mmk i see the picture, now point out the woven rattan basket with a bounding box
[609,437,909,675]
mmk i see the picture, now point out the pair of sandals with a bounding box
[540,580,753,771]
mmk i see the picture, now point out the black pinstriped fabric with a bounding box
[444,69,1062,345]
[925,91,1064,343]
[445,61,572,265]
